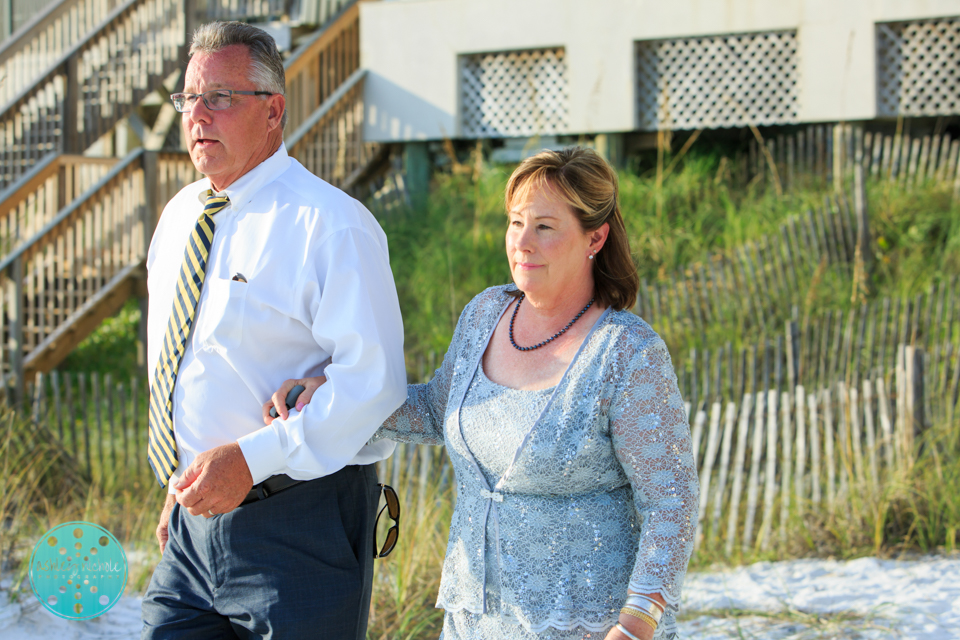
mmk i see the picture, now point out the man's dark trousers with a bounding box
[141,464,379,639]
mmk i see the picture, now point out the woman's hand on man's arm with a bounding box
[262,376,326,424]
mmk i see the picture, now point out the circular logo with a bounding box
[28,522,128,620]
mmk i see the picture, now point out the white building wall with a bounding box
[360,0,960,142]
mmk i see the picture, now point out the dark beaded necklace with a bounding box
[509,292,595,352]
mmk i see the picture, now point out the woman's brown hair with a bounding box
[504,147,638,311]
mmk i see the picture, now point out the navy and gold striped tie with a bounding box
[147,190,229,486]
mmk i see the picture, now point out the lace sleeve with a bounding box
[372,297,475,447]
[372,366,450,446]
[609,332,699,611]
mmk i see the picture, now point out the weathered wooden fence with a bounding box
[743,122,960,196]
[23,370,147,487]
[687,360,933,555]
[675,295,958,545]
[670,279,960,417]
[634,190,865,345]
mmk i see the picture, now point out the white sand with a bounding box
[678,555,960,639]
[1,555,957,639]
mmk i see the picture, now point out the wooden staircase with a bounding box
[0,0,401,398]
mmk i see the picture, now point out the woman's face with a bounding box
[506,184,600,301]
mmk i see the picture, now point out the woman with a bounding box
[265,147,699,640]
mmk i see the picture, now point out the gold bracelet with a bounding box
[620,607,657,630]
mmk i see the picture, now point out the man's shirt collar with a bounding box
[195,143,292,212]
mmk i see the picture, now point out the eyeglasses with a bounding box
[170,89,275,112]
[373,483,400,558]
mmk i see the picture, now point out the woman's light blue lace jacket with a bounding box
[375,285,699,637]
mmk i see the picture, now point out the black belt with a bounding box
[240,474,305,506]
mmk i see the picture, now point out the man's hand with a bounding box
[156,493,177,554]
[174,443,254,518]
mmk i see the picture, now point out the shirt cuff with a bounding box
[237,423,286,485]
[167,472,180,495]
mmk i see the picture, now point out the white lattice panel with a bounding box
[461,48,568,138]
[636,31,799,131]
[877,18,960,117]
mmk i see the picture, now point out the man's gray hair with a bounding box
[190,21,287,128]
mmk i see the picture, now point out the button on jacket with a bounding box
[146,144,406,489]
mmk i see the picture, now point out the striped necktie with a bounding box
[147,190,229,486]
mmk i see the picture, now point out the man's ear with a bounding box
[266,94,285,131]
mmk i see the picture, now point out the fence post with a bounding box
[9,258,24,406]
[905,346,925,461]
[853,160,874,297]
[725,393,752,557]
[833,124,844,192]
[785,321,799,389]
[32,372,44,426]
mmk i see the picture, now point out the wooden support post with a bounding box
[63,56,80,155]
[595,133,625,168]
[403,142,431,210]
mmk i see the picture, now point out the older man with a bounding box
[140,21,405,639]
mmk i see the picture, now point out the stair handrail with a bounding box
[0,148,145,275]
[0,152,60,217]
[286,67,366,148]
[0,0,144,114]
[284,0,358,73]
[0,0,133,111]
[0,0,77,60]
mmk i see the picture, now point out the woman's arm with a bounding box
[262,369,452,446]
[605,332,700,640]
[262,294,484,445]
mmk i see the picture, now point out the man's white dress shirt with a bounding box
[146,144,404,491]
